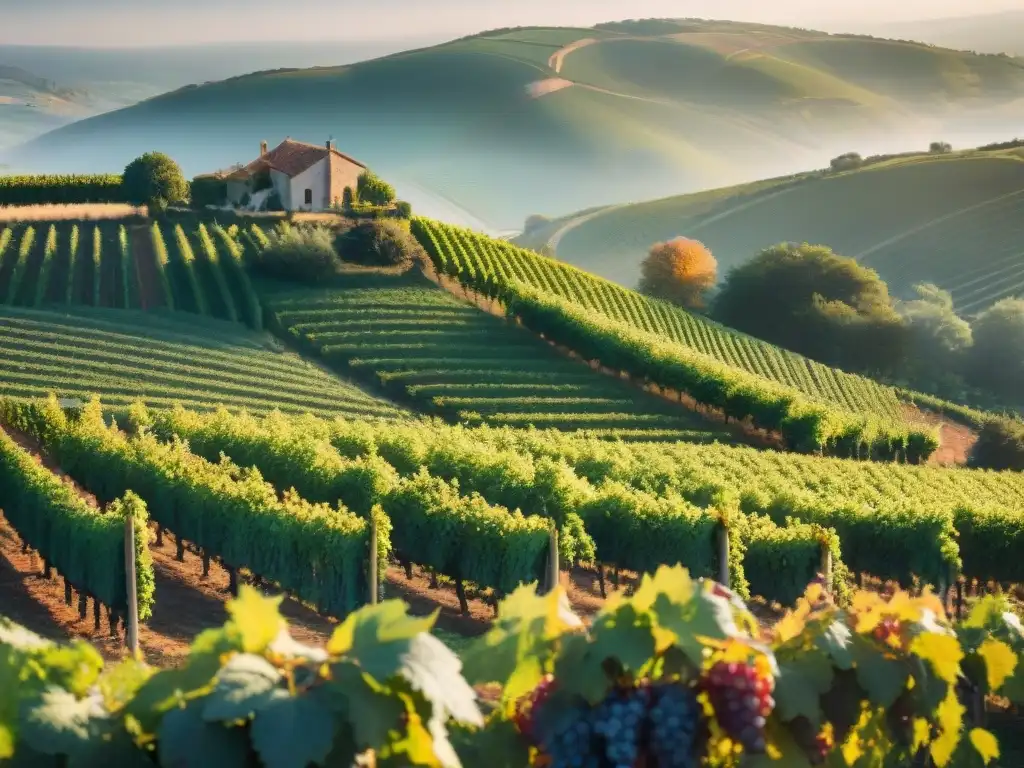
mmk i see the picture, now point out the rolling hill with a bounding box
[0,66,108,150]
[535,144,1024,313]
[7,19,1024,230]
[856,11,1024,57]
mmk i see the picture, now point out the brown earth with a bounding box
[902,404,978,467]
[130,224,163,309]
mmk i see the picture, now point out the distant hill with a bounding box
[0,65,102,149]
[6,19,1024,230]
[532,144,1024,314]
[858,11,1024,57]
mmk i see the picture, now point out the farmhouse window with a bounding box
[304,188,313,206]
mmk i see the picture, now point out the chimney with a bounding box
[260,140,268,156]
[326,138,334,152]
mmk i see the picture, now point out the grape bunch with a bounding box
[536,703,601,768]
[702,661,775,754]
[872,617,902,645]
[591,686,651,768]
[515,674,558,740]
[647,684,701,768]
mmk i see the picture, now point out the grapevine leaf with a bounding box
[98,658,153,713]
[554,633,610,705]
[67,723,154,768]
[326,600,435,682]
[930,689,965,767]
[774,650,832,726]
[159,700,249,768]
[911,633,963,686]
[588,603,655,676]
[225,585,285,654]
[0,724,11,763]
[968,728,1000,765]
[629,564,694,611]
[652,583,735,665]
[964,596,1011,630]
[850,637,908,708]
[0,645,19,760]
[819,669,865,744]
[977,638,1017,693]
[0,617,52,652]
[399,633,483,727]
[38,644,104,698]
[450,717,528,768]
[815,620,854,670]
[327,662,407,749]
[1002,663,1024,704]
[202,653,287,723]
[378,709,439,768]
[251,693,335,768]
[18,687,104,756]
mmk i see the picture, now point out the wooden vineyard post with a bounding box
[821,542,833,596]
[544,527,560,594]
[368,514,379,606]
[124,515,139,654]
[718,525,730,587]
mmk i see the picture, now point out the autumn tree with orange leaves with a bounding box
[637,237,717,310]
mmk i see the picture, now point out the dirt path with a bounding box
[903,404,978,467]
[130,224,163,310]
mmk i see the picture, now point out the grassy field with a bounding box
[548,149,1024,312]
[264,270,738,442]
[0,303,405,418]
[9,20,1024,230]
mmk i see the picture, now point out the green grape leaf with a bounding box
[554,633,612,705]
[588,603,656,676]
[69,721,155,768]
[202,653,287,723]
[1001,662,1024,705]
[0,617,52,652]
[969,728,1000,766]
[399,633,483,727]
[225,585,285,654]
[327,663,407,749]
[327,600,436,682]
[18,688,104,757]
[98,658,153,713]
[652,584,735,665]
[0,645,19,760]
[774,650,833,726]
[449,717,529,768]
[159,700,250,768]
[815,620,854,671]
[38,644,104,698]
[251,692,336,768]
[977,639,1017,693]
[850,637,909,709]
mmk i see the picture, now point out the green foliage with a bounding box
[251,223,340,283]
[189,175,227,208]
[896,283,973,380]
[712,242,906,376]
[967,297,1024,399]
[395,200,413,219]
[0,585,484,766]
[968,417,1024,471]
[33,225,57,307]
[0,174,125,205]
[211,223,263,330]
[337,220,425,267]
[356,171,396,207]
[121,153,188,211]
[930,141,953,154]
[0,420,154,619]
[829,151,863,172]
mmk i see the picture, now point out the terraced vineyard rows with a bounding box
[265,271,740,443]
[0,220,260,329]
[0,304,406,419]
[412,218,906,421]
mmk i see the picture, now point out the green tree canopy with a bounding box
[967,297,1024,398]
[121,152,188,212]
[712,242,905,373]
[356,171,396,207]
[896,283,973,379]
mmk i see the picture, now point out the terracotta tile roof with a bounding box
[238,138,367,179]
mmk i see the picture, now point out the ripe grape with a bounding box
[515,674,558,740]
[535,703,601,768]
[872,617,901,644]
[592,686,650,768]
[648,683,701,768]
[703,661,774,754]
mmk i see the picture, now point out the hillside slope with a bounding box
[0,66,105,151]
[544,146,1024,313]
[7,20,1024,229]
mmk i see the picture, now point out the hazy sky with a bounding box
[0,0,1018,47]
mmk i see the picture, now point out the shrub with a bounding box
[337,220,425,268]
[829,152,863,172]
[121,152,188,211]
[251,223,340,282]
[356,171,396,206]
[190,176,226,209]
[969,417,1024,471]
[342,186,356,212]
[395,200,413,219]
[929,141,953,154]
[638,237,717,311]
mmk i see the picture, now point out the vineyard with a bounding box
[0,219,262,328]
[264,271,740,443]
[0,304,405,418]
[409,218,940,459]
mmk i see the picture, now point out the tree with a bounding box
[342,186,356,212]
[122,152,187,213]
[356,171,396,207]
[895,283,972,380]
[637,237,717,311]
[969,417,1024,471]
[395,200,413,219]
[712,243,906,373]
[966,297,1024,398]
[336,220,425,268]
[829,152,863,172]
[929,141,953,154]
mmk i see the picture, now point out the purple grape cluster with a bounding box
[647,684,701,768]
[702,661,775,754]
[591,687,651,767]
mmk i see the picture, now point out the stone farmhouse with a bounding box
[200,138,366,212]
